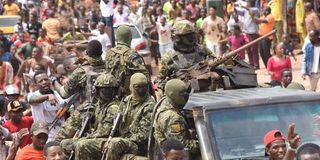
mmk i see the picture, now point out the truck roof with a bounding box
[184,88,320,110]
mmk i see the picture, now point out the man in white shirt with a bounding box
[90,22,111,60]
[113,4,129,27]
[100,0,115,47]
[156,17,173,55]
[27,71,65,141]
[114,0,130,15]
[129,5,139,24]
[202,6,225,56]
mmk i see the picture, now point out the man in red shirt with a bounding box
[2,100,33,149]
[15,121,49,160]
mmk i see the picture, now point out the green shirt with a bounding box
[196,17,204,28]
[163,2,172,15]
[18,43,37,59]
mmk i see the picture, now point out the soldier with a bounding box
[57,40,105,101]
[102,73,155,160]
[153,79,199,158]
[154,20,214,94]
[105,25,150,97]
[55,74,120,160]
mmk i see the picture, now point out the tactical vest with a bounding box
[106,46,145,96]
[82,64,105,101]
[168,46,208,74]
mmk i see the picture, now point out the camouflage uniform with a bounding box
[105,25,150,96]
[54,101,92,143]
[104,73,155,160]
[57,74,121,160]
[153,79,199,156]
[154,20,213,92]
[60,55,105,100]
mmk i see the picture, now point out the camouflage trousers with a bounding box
[61,138,107,160]
[104,137,147,160]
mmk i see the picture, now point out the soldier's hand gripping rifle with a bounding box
[49,93,80,131]
[68,104,94,160]
[100,113,122,160]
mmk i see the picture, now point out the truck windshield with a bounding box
[208,101,320,160]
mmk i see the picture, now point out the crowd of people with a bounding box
[0,0,320,160]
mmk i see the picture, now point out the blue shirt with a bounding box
[0,52,12,62]
[301,40,317,76]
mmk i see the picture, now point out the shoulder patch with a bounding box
[109,105,119,113]
[170,123,183,133]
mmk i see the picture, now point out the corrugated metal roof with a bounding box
[184,88,320,110]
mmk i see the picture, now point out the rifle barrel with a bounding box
[212,30,276,67]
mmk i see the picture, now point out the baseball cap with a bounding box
[5,85,20,95]
[31,121,49,136]
[264,130,286,147]
[7,100,23,112]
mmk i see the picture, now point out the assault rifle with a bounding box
[209,30,276,68]
[100,113,122,160]
[172,30,276,91]
[68,105,93,160]
[49,93,80,131]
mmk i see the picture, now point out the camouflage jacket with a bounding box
[155,45,213,91]
[60,56,105,99]
[153,98,199,154]
[54,98,120,142]
[86,99,120,138]
[118,94,155,155]
[54,100,93,142]
[105,43,150,96]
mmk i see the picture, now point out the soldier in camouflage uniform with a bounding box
[153,79,199,158]
[105,25,150,96]
[103,73,155,160]
[154,20,214,94]
[59,40,105,101]
[56,74,120,160]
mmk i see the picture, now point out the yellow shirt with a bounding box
[295,0,305,33]
[3,3,20,15]
[163,2,171,15]
[42,18,61,41]
[62,32,86,41]
[227,3,234,15]
[269,0,283,21]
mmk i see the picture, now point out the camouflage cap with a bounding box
[94,73,119,88]
[172,20,195,35]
